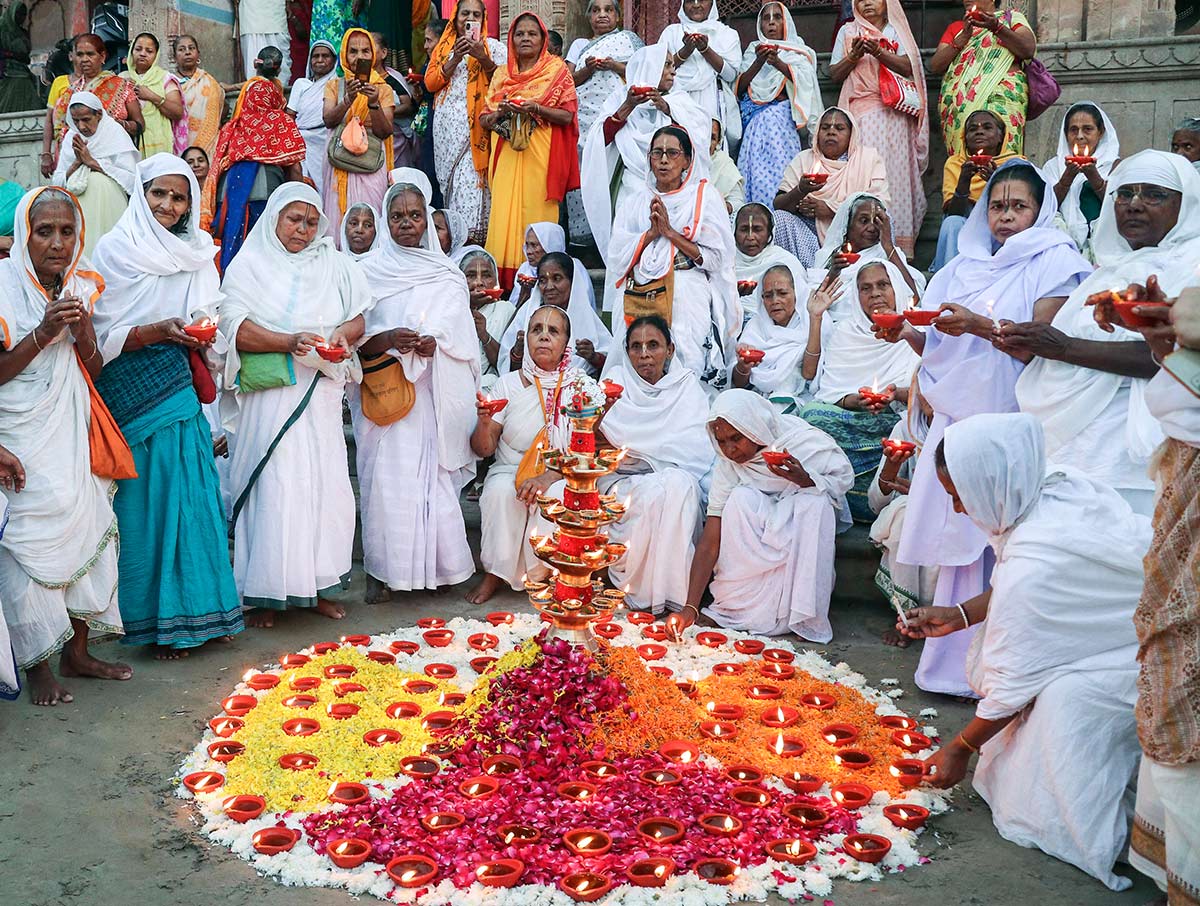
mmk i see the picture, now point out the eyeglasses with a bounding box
[1114,185,1180,207]
[649,148,685,161]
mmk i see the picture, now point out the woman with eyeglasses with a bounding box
[1005,150,1200,517]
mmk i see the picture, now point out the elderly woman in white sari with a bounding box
[286,40,338,193]
[1006,151,1200,516]
[661,0,742,144]
[90,154,241,658]
[51,91,140,257]
[608,123,739,385]
[0,187,128,706]
[904,413,1147,892]
[433,207,469,263]
[460,248,515,393]
[800,259,920,522]
[882,160,1092,697]
[467,304,576,604]
[339,202,381,261]
[505,221,594,310]
[219,183,370,628]
[1041,101,1119,259]
[565,0,644,242]
[355,172,479,603]
[733,202,808,325]
[595,315,713,615]
[668,389,853,642]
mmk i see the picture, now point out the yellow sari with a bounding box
[180,68,224,158]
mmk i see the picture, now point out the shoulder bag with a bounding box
[327,80,386,175]
[359,352,415,426]
[514,373,563,491]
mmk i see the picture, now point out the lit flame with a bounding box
[328,781,338,796]
[774,732,785,755]
[654,865,666,878]
[577,835,595,848]
[723,816,734,831]
[825,733,838,743]
[706,701,715,713]
[400,869,419,883]
[679,750,694,763]
[788,840,801,855]
[902,733,913,746]
[774,707,786,722]
[334,841,350,855]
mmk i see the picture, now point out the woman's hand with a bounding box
[345,77,364,99]
[471,307,490,338]
[796,175,824,196]
[624,85,651,108]
[847,35,868,62]
[897,605,967,640]
[389,326,420,353]
[922,740,970,789]
[1131,304,1177,364]
[288,331,323,356]
[451,36,473,61]
[40,149,54,178]
[794,196,818,219]
[766,452,815,487]
[465,38,490,62]
[475,392,498,422]
[0,444,26,493]
[934,302,989,337]
[133,84,160,103]
[415,335,437,357]
[992,320,1072,362]
[72,134,99,171]
[666,605,698,641]
[878,473,911,495]
[156,317,201,348]
[509,330,525,368]
[575,338,597,365]
[359,83,380,104]
[37,296,86,341]
[807,275,842,317]
[683,32,709,54]
[516,470,555,505]
[328,324,354,352]
[648,196,670,240]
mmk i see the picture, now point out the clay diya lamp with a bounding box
[328,782,369,806]
[485,611,514,627]
[769,732,806,758]
[696,630,727,648]
[222,794,265,823]
[601,379,624,400]
[311,641,340,655]
[839,244,861,265]
[386,855,438,888]
[482,754,522,777]
[475,859,524,888]
[699,812,743,836]
[760,662,796,680]
[422,629,454,648]
[288,675,321,692]
[315,344,349,363]
[843,834,892,864]
[892,729,932,753]
[417,616,446,629]
[738,347,765,365]
[557,780,597,802]
[822,723,861,747]
[399,756,440,780]
[423,741,457,758]
[626,610,655,625]
[871,311,905,329]
[1112,294,1170,329]
[221,694,257,717]
[731,786,772,809]
[282,693,318,709]
[420,710,456,734]
[251,827,299,856]
[326,702,360,721]
[736,279,758,294]
[563,828,612,857]
[390,640,420,656]
[420,812,466,833]
[831,781,874,810]
[243,672,280,691]
[801,692,837,711]
[581,760,621,782]
[207,740,245,763]
[675,680,698,698]
[480,397,508,416]
[658,739,699,765]
[497,824,542,845]
[761,449,791,467]
[334,681,367,697]
[470,656,499,674]
[712,662,745,677]
[363,728,402,747]
[783,803,829,829]
[766,838,817,866]
[724,764,764,784]
[648,666,673,678]
[424,663,457,680]
[467,632,499,651]
[733,637,765,655]
[858,385,890,406]
[637,643,667,661]
[481,286,503,300]
[404,678,438,695]
[209,716,244,738]
[366,650,396,666]
[968,152,993,168]
[460,776,500,799]
[700,720,738,741]
[278,752,318,771]
[881,438,918,456]
[639,768,680,787]
[626,857,675,888]
[323,663,357,679]
[516,273,537,288]
[834,748,875,770]
[386,700,422,720]
[559,871,613,902]
[760,705,800,729]
[326,838,371,869]
[630,84,656,97]
[890,758,928,788]
[439,692,467,707]
[884,803,930,830]
[747,684,782,701]
[592,622,622,640]
[641,623,669,641]
[706,702,746,721]
[182,771,225,795]
[279,652,310,668]
[781,771,823,793]
[636,816,684,845]
[762,647,795,663]
[805,171,829,186]
[695,858,740,885]
[904,309,941,327]
[341,634,372,647]
[282,717,321,737]
[183,320,218,343]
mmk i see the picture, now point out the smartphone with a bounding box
[465,21,481,42]
[354,58,371,80]
[1163,347,1200,399]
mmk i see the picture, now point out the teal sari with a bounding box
[799,400,898,523]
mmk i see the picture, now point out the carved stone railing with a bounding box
[0,110,48,189]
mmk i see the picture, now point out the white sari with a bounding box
[733,203,811,321]
[338,201,382,262]
[660,1,743,143]
[460,248,516,392]
[288,40,337,193]
[218,183,371,610]
[704,390,852,641]
[0,188,121,668]
[355,174,480,591]
[1040,101,1119,254]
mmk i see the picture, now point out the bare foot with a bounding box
[59,647,133,681]
[153,645,190,660]
[315,598,346,620]
[881,627,911,648]
[244,609,276,628]
[466,573,504,605]
[27,661,73,706]
[364,576,391,605]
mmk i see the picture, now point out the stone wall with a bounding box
[0,110,49,187]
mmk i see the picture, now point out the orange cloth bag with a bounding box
[75,351,137,480]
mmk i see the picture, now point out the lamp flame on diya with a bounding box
[892,729,933,752]
[386,855,438,888]
[695,858,740,884]
[251,827,299,856]
[766,838,817,865]
[327,838,371,868]
[559,871,613,902]
[497,824,542,845]
[884,803,931,830]
[699,812,743,836]
[563,828,613,856]
[420,812,465,833]
[475,859,525,888]
[771,731,806,757]
[636,817,685,845]
[626,857,675,888]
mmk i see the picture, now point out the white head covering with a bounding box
[1040,101,1120,248]
[809,192,926,302]
[815,258,919,404]
[518,304,579,450]
[737,1,821,131]
[733,202,810,295]
[661,1,743,142]
[438,207,469,263]
[737,262,813,397]
[91,153,219,363]
[292,40,338,130]
[338,202,382,261]
[52,91,140,196]
[508,222,595,308]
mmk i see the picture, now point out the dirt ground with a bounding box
[0,563,1158,906]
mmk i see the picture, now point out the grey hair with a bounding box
[587,0,622,17]
[1176,117,1200,133]
[762,263,795,287]
[29,187,75,215]
[460,248,496,272]
[388,184,427,207]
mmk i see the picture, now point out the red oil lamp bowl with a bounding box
[440,691,467,707]
[476,859,525,888]
[1113,297,1170,329]
[420,811,466,833]
[593,622,622,640]
[282,717,321,737]
[769,733,806,758]
[840,251,861,265]
[806,171,830,185]
[695,858,740,884]
[481,397,508,415]
[282,693,318,709]
[831,781,875,810]
[207,740,245,763]
[422,629,454,647]
[706,702,746,721]
[363,727,402,747]
[182,770,225,794]
[733,638,766,655]
[386,855,438,888]
[483,754,523,776]
[1065,154,1096,166]
[783,803,829,829]
[366,650,396,665]
[279,752,319,771]
[760,661,796,680]
[209,716,244,738]
[881,438,918,456]
[560,871,613,902]
[835,747,875,770]
[563,828,613,857]
[904,309,942,326]
[676,680,697,698]
[470,656,498,674]
[517,274,537,288]
[223,794,265,823]
[329,782,369,806]
[424,740,457,758]
[497,823,543,845]
[884,803,931,830]
[821,722,861,746]
[326,838,371,868]
[421,710,457,734]
[288,675,321,692]
[183,321,218,343]
[626,856,675,888]
[641,623,669,641]
[738,347,765,364]
[467,632,498,651]
[767,838,818,865]
[844,833,892,864]
[399,756,440,779]
[712,662,745,677]
[482,286,505,300]
[700,719,738,741]
[405,678,438,695]
[781,771,822,793]
[968,152,993,167]
[221,694,258,717]
[891,758,930,788]
[334,681,367,697]
[737,279,758,293]
[244,673,279,691]
[658,739,700,764]
[801,692,837,710]
[880,713,918,731]
[731,785,772,808]
[761,449,791,467]
[602,380,624,399]
[892,729,933,753]
[698,813,742,837]
[424,663,457,680]
[872,311,905,329]
[417,617,446,629]
[279,653,310,668]
[639,768,680,786]
[311,641,340,655]
[649,666,673,678]
[581,760,620,781]
[251,826,299,856]
[763,647,795,664]
[724,764,765,784]
[557,780,597,801]
[341,634,371,646]
[760,705,800,728]
[460,775,500,799]
[626,611,655,625]
[696,630,727,648]
[485,611,514,626]
[631,84,656,97]
[323,663,357,679]
[326,702,360,720]
[637,816,685,845]
[316,344,349,362]
[637,643,667,661]
[386,701,422,720]
[390,640,420,655]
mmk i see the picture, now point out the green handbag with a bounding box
[236,352,296,393]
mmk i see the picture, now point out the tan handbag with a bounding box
[622,265,674,328]
[513,374,562,491]
[359,353,415,426]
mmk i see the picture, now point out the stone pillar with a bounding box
[498,0,568,37]
[1036,0,1176,41]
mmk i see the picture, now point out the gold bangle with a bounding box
[31,330,44,351]
[958,732,980,754]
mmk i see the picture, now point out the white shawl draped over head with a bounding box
[362,171,481,481]
[944,413,1147,721]
[738,263,814,397]
[339,202,382,261]
[705,389,854,515]
[1040,101,1120,249]
[738,1,821,131]
[52,91,140,196]
[507,222,594,308]
[91,153,219,363]
[218,182,372,403]
[733,203,809,288]
[815,258,919,403]
[439,207,469,263]
[601,336,715,481]
[1016,151,1200,463]
[660,0,743,141]
[291,40,338,130]
[581,42,712,265]
[810,191,927,299]
[519,306,579,451]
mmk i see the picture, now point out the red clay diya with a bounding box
[762,647,795,663]
[223,794,265,823]
[251,827,299,855]
[760,662,796,680]
[724,764,765,784]
[843,833,892,863]
[221,694,257,717]
[386,701,422,720]
[736,279,758,293]
[341,634,371,646]
[390,640,420,655]
[485,611,514,626]
[460,776,500,799]
[695,858,740,884]
[498,824,543,845]
[696,631,727,647]
[761,705,800,728]
[182,771,224,794]
[468,632,498,651]
[282,694,317,709]
[783,803,829,829]
[880,713,918,731]
[563,828,612,857]
[278,653,310,668]
[323,664,357,679]
[706,702,746,721]
[639,768,680,786]
[208,716,244,738]
[404,678,437,695]
[649,666,673,678]
[831,782,874,810]
[838,244,861,265]
[1113,296,1170,329]
[424,663,457,680]
[968,152,993,168]
[311,642,340,655]
[516,273,537,287]
[858,386,891,406]
[421,812,466,833]
[581,760,620,782]
[399,756,440,779]
[700,720,738,741]
[282,717,320,737]
[801,693,837,710]
[805,171,829,185]
[423,741,456,758]
[328,782,369,806]
[676,680,698,698]
[326,702,360,720]
[881,438,918,456]
[475,859,524,888]
[626,857,675,887]
[637,643,667,660]
[699,812,743,836]
[733,638,765,655]
[822,723,861,746]
[420,710,456,733]
[315,344,349,363]
[422,629,454,647]
[560,871,613,902]
[592,622,622,640]
[365,650,396,665]
[243,673,279,691]
[386,855,438,887]
[207,741,245,763]
[326,838,371,868]
[278,752,318,771]
[481,287,504,300]
[769,732,806,757]
[835,748,875,770]
[641,623,669,641]
[480,397,508,416]
[892,729,932,752]
[288,675,321,691]
[766,838,818,865]
[557,781,597,801]
[471,656,499,673]
[183,320,218,343]
[482,754,522,776]
[731,786,772,808]
[601,379,623,399]
[712,662,745,677]
[904,309,942,326]
[890,758,929,787]
[884,803,930,830]
[872,310,906,329]
[363,728,402,747]
[658,739,700,764]
[781,771,823,794]
[333,681,367,697]
[738,347,765,364]
[417,617,446,629]
[637,816,684,845]
[626,611,655,625]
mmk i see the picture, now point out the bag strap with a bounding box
[230,372,323,530]
[532,371,565,431]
